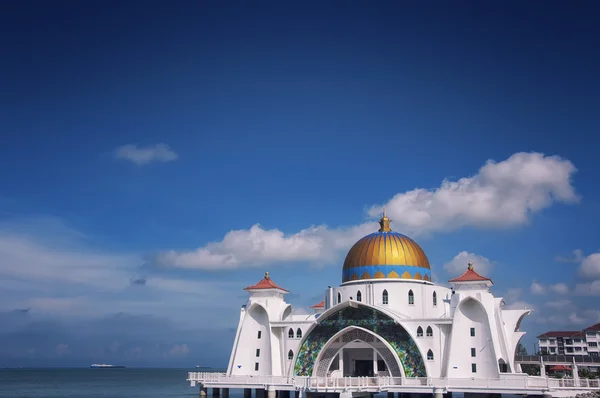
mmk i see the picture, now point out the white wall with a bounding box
[229,304,272,376]
[447,297,499,378]
[331,280,452,319]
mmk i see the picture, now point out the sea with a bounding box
[0,367,224,398]
[0,369,519,398]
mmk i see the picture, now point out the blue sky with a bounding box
[1,1,599,367]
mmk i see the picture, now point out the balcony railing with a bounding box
[187,372,600,391]
[515,355,600,364]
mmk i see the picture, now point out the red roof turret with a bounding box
[244,272,289,293]
[449,262,493,284]
[310,301,325,309]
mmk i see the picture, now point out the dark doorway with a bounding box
[354,360,374,376]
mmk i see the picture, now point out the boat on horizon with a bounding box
[90,364,125,368]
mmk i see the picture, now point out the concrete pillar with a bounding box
[212,388,220,398]
[222,389,230,398]
[373,350,378,375]
[200,387,207,398]
[244,389,252,398]
[267,387,276,398]
[433,389,444,398]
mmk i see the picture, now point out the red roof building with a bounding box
[310,301,325,309]
[537,331,584,339]
[244,272,289,293]
[584,323,600,331]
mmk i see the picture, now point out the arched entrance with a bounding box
[293,302,426,377]
[313,326,403,378]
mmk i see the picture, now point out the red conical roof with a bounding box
[448,262,493,283]
[244,272,289,292]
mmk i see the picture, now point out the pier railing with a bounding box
[188,372,600,391]
[515,355,600,364]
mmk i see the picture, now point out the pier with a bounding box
[188,372,600,397]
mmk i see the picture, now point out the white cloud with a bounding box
[157,223,375,270]
[160,152,577,270]
[114,143,178,165]
[579,252,600,278]
[545,299,573,311]
[555,249,584,263]
[368,152,578,234]
[168,344,190,357]
[549,283,569,294]
[530,281,545,295]
[574,280,600,296]
[443,251,493,276]
[529,281,569,295]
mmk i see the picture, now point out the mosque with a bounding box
[225,213,532,381]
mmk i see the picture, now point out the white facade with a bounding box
[226,269,531,380]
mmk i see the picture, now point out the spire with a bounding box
[467,262,473,271]
[378,208,392,232]
[265,271,270,279]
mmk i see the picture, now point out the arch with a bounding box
[288,349,294,360]
[408,289,414,305]
[498,358,509,373]
[417,326,423,337]
[427,349,434,360]
[337,292,342,304]
[426,326,433,337]
[382,289,389,305]
[313,326,404,378]
[288,328,294,339]
[356,290,362,302]
[433,291,437,306]
[293,302,426,377]
[282,304,292,321]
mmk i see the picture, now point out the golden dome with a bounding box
[342,214,431,283]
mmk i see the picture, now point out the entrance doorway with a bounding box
[354,360,374,376]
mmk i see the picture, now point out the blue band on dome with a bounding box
[342,265,432,282]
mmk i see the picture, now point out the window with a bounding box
[296,328,302,339]
[588,342,598,347]
[426,326,433,337]
[288,350,294,360]
[382,290,389,305]
[255,362,259,371]
[408,290,414,305]
[257,331,262,339]
[337,292,341,304]
[470,328,476,337]
[471,363,477,373]
[427,349,434,360]
[288,328,294,339]
[256,349,260,357]
[417,326,423,337]
[471,348,476,357]
[357,291,362,302]
[433,291,437,306]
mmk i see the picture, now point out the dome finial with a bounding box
[378,208,392,232]
[467,262,473,271]
[265,271,270,279]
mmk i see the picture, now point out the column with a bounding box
[373,349,378,376]
[200,387,207,398]
[267,386,276,398]
[222,389,230,398]
[433,389,443,398]
[339,349,344,376]
[244,389,252,398]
